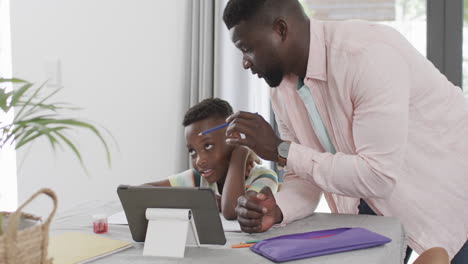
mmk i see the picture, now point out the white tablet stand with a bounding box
[143,208,200,258]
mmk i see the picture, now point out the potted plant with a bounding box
[0,78,111,167]
[0,77,112,263]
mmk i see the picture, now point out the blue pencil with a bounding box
[198,122,230,136]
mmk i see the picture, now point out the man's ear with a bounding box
[273,18,288,41]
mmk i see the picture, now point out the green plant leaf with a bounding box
[53,129,87,172]
[1,123,25,147]
[15,130,45,150]
[11,82,33,107]
[0,89,12,113]
[1,78,29,112]
[1,79,113,172]
[0,78,28,84]
[13,82,46,123]
[4,115,58,139]
[14,123,59,151]
[32,119,111,165]
[20,87,60,117]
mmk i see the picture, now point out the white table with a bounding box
[50,200,407,263]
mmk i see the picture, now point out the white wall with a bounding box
[10,0,191,215]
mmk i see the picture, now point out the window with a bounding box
[301,0,426,55]
[301,0,396,21]
[0,0,17,211]
[380,0,426,56]
[463,0,468,95]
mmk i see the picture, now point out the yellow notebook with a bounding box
[48,232,133,264]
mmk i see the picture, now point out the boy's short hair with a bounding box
[183,98,234,127]
[223,0,267,29]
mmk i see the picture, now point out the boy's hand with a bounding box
[245,148,261,177]
[235,187,283,233]
[216,194,222,212]
[231,146,261,177]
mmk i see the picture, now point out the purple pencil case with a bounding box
[250,227,391,263]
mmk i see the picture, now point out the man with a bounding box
[222,0,468,263]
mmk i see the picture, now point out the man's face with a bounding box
[185,117,233,184]
[230,21,285,87]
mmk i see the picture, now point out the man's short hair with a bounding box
[183,98,234,127]
[223,0,267,29]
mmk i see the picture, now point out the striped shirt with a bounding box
[168,164,278,195]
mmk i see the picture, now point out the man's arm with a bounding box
[227,44,410,200]
[272,111,322,224]
[286,43,410,198]
[275,171,322,224]
[234,113,322,231]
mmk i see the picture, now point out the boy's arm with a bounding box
[142,169,195,187]
[142,179,171,187]
[221,146,249,220]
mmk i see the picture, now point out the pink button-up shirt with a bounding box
[272,19,468,259]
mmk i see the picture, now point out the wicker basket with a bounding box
[0,188,57,264]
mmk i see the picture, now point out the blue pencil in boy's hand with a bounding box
[198,122,230,136]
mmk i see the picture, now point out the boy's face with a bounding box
[185,117,233,184]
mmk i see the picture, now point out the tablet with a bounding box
[116,185,226,245]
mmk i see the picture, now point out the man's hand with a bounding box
[235,187,283,233]
[225,111,282,161]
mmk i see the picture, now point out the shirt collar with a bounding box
[305,19,327,82]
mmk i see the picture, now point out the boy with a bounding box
[145,98,278,220]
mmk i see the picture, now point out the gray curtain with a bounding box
[183,0,215,169]
[214,0,252,112]
[189,0,215,107]
[214,0,272,117]
[184,0,273,170]
[214,0,276,173]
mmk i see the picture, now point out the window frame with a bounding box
[427,0,463,88]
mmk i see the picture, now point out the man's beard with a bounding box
[264,68,283,87]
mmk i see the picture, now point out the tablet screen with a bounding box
[117,185,226,245]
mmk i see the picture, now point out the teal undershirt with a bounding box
[296,78,336,154]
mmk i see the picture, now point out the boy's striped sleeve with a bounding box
[247,168,279,193]
[168,169,197,187]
